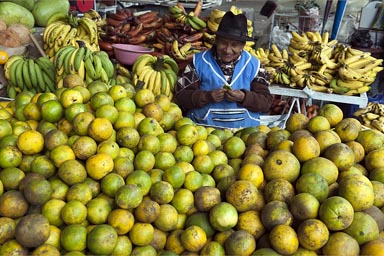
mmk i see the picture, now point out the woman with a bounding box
[175,11,273,129]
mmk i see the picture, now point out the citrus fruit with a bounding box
[17,130,44,155]
[180,225,207,252]
[209,202,238,232]
[60,224,87,252]
[87,224,118,255]
[290,192,320,221]
[87,117,113,142]
[260,200,293,230]
[295,172,329,202]
[85,153,114,180]
[115,184,143,209]
[153,203,179,232]
[318,103,344,127]
[86,197,112,225]
[297,218,329,251]
[344,211,379,245]
[318,196,354,231]
[321,231,360,256]
[60,200,87,225]
[269,224,299,255]
[14,213,50,248]
[108,208,135,235]
[263,150,301,183]
[129,222,154,246]
[236,210,265,239]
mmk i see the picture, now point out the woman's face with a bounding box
[215,36,245,63]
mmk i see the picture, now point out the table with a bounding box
[266,85,369,128]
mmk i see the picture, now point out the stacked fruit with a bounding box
[332,47,384,95]
[3,55,57,97]
[54,45,115,87]
[43,13,100,58]
[99,9,160,51]
[168,1,206,31]
[354,101,384,132]
[0,87,384,255]
[260,30,384,95]
[131,54,179,99]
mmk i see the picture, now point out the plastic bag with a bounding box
[270,25,292,49]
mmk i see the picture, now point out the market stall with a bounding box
[0,0,384,255]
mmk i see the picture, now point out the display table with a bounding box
[266,85,369,128]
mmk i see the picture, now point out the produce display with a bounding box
[0,0,384,255]
[253,31,383,95]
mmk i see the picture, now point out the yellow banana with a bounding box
[291,31,309,42]
[343,52,371,65]
[132,54,156,76]
[344,85,370,96]
[336,78,365,90]
[4,55,24,80]
[270,44,282,58]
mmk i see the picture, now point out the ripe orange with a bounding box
[297,218,329,251]
[285,112,309,133]
[346,141,365,163]
[355,129,384,153]
[134,88,155,108]
[171,188,194,214]
[334,118,361,142]
[295,173,329,202]
[222,136,246,159]
[318,196,354,231]
[133,150,155,172]
[269,224,299,255]
[344,211,379,245]
[209,202,238,232]
[134,196,160,223]
[60,224,88,252]
[17,130,44,155]
[183,170,203,192]
[301,156,339,185]
[86,153,114,180]
[22,102,41,121]
[176,124,198,146]
[180,225,207,252]
[318,103,344,127]
[236,210,265,240]
[292,135,320,162]
[60,200,87,225]
[0,146,22,169]
[60,88,84,108]
[307,115,331,133]
[87,224,118,255]
[289,192,320,221]
[71,135,97,160]
[0,50,9,64]
[57,159,87,186]
[153,203,179,232]
[65,182,93,205]
[226,180,260,212]
[263,178,295,204]
[129,222,154,246]
[263,150,301,183]
[108,208,135,235]
[192,154,214,174]
[165,229,185,254]
[321,231,360,256]
[158,132,178,153]
[88,117,113,142]
[49,144,76,167]
[150,180,174,204]
[116,127,140,149]
[115,184,143,209]
[323,142,356,171]
[87,197,112,225]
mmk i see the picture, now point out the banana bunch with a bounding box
[54,45,115,88]
[249,47,270,65]
[332,47,384,95]
[168,2,206,31]
[43,13,99,58]
[207,8,226,32]
[202,31,216,49]
[170,38,203,61]
[229,5,243,15]
[271,68,291,86]
[354,102,384,132]
[83,9,107,30]
[131,54,179,99]
[268,44,290,68]
[4,55,57,98]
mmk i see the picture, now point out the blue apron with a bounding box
[187,50,261,129]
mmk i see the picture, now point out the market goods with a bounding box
[43,13,99,58]
[0,0,35,11]
[354,101,384,132]
[0,2,35,28]
[131,54,179,99]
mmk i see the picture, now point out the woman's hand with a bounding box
[225,89,245,102]
[208,89,226,102]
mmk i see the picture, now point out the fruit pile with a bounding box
[43,12,101,58]
[0,79,384,254]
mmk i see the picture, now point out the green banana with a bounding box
[28,59,39,90]
[9,59,24,89]
[330,77,350,94]
[15,59,26,91]
[99,68,109,84]
[163,55,179,75]
[187,15,206,30]
[42,71,56,93]
[163,68,177,91]
[83,46,93,61]
[4,55,24,80]
[92,54,103,79]
[36,56,56,84]
[74,46,86,72]
[96,51,115,79]
[34,63,47,92]
[7,83,17,99]
[55,46,76,74]
[84,55,96,80]
[64,47,77,75]
[22,59,33,90]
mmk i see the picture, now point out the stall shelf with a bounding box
[267,85,368,128]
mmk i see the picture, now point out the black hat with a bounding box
[216,11,254,42]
